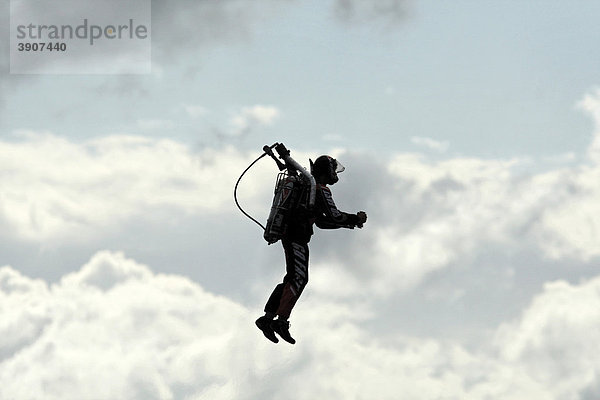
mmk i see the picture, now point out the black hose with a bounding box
[234,152,268,231]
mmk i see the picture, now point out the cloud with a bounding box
[183,104,209,119]
[150,0,285,64]
[1,0,417,115]
[1,251,600,399]
[374,152,600,288]
[1,1,283,111]
[307,102,600,303]
[0,251,256,400]
[411,136,450,153]
[4,89,600,293]
[301,270,600,400]
[333,0,411,25]
[1,88,599,329]
[578,88,600,163]
[494,276,600,398]
[0,131,274,243]
[536,88,600,261]
[150,0,411,63]
[0,89,599,398]
[229,105,280,137]
[4,81,600,296]
[136,118,177,131]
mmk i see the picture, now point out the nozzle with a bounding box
[263,143,278,155]
[263,143,286,171]
[274,143,289,157]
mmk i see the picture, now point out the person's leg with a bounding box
[257,239,309,344]
[264,283,284,318]
[267,239,308,344]
[275,240,309,320]
[257,240,298,343]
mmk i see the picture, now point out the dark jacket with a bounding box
[286,183,359,242]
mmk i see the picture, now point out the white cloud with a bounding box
[5,111,600,295]
[0,131,274,243]
[4,88,600,296]
[2,88,600,336]
[495,276,600,399]
[542,152,577,164]
[136,119,176,131]
[0,251,258,400]
[411,136,450,153]
[294,144,599,305]
[229,105,280,136]
[364,93,600,290]
[535,89,600,261]
[1,251,600,399]
[578,88,600,163]
[536,168,600,261]
[183,104,209,119]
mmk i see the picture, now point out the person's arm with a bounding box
[314,185,362,229]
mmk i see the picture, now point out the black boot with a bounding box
[271,319,296,345]
[255,316,279,343]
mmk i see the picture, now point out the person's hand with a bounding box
[356,211,367,228]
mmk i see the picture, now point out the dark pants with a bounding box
[264,239,309,319]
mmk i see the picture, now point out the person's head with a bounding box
[310,155,345,185]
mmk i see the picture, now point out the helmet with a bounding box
[310,155,345,184]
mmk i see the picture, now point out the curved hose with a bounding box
[234,152,267,231]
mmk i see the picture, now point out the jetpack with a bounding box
[234,143,316,244]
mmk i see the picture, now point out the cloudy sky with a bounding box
[1,0,600,399]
